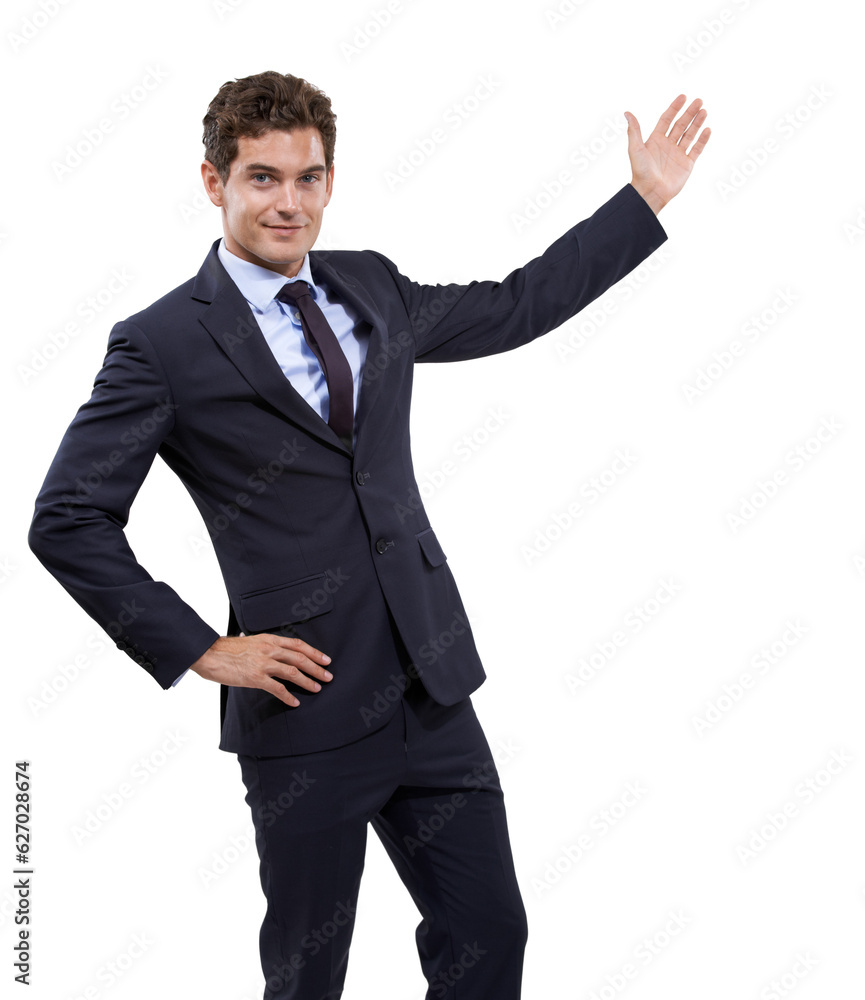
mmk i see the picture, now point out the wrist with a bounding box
[629,180,666,216]
[190,639,222,678]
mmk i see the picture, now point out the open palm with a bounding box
[625,95,711,213]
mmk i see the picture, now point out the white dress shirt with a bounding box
[216,238,371,435]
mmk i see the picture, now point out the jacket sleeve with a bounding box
[370,183,668,363]
[28,320,220,688]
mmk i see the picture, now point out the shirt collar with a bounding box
[217,238,318,313]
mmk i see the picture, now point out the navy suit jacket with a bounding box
[29,183,666,755]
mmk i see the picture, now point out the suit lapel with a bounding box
[191,242,392,456]
[192,242,352,454]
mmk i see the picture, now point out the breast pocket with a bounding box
[240,573,335,634]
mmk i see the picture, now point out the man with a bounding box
[29,72,709,999]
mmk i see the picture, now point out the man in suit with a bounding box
[29,72,709,998]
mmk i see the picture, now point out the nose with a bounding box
[273,182,300,215]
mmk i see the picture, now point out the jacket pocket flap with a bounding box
[240,574,334,633]
[416,527,447,568]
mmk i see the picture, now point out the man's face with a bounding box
[201,127,334,278]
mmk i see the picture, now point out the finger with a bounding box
[679,107,708,148]
[670,98,704,143]
[269,659,324,694]
[258,635,333,680]
[653,94,687,137]
[260,677,301,708]
[270,633,332,666]
[268,636,333,682]
[624,111,643,146]
[687,126,712,160]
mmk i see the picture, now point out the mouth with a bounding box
[265,224,304,235]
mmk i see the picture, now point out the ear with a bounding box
[201,159,225,207]
[323,162,335,208]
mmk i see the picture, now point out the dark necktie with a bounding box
[275,280,354,449]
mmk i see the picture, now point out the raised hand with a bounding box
[625,95,711,214]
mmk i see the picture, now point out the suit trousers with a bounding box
[237,676,528,999]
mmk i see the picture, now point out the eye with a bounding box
[300,174,319,184]
[252,173,271,183]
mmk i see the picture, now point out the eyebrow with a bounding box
[243,163,327,175]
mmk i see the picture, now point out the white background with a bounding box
[3,0,864,997]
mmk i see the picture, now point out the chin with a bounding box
[257,242,296,263]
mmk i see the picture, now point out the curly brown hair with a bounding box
[202,71,336,182]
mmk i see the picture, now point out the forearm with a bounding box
[29,498,220,687]
[400,182,668,362]
[28,320,219,688]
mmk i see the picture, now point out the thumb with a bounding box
[624,111,642,147]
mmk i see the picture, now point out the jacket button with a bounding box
[356,471,365,485]
[375,538,392,554]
